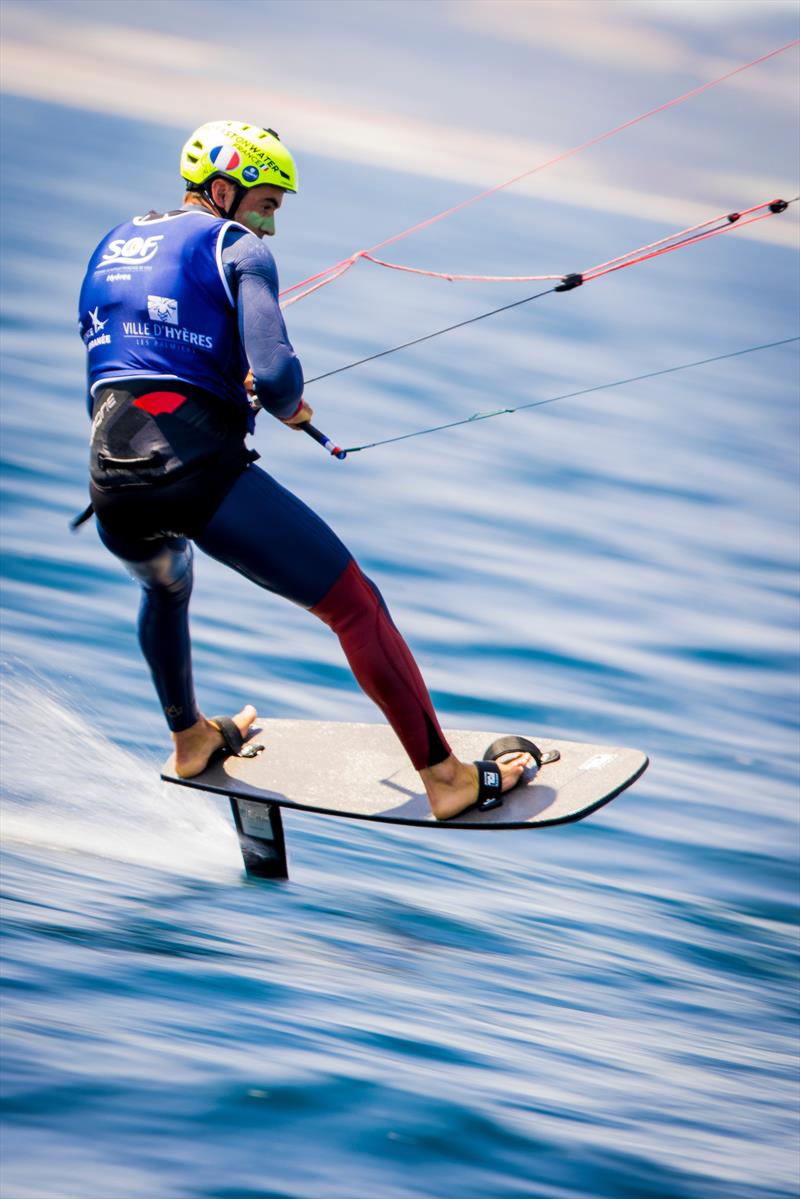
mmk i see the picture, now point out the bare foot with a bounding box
[173,705,258,778]
[421,751,533,821]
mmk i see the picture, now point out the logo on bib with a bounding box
[147,295,179,324]
[99,235,164,268]
[82,307,111,350]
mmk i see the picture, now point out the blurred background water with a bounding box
[1,3,798,1197]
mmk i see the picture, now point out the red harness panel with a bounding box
[132,391,187,416]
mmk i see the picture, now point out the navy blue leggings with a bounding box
[98,463,451,770]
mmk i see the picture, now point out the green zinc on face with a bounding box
[245,211,276,236]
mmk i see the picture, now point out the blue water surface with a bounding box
[1,92,798,1199]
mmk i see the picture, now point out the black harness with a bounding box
[78,382,257,540]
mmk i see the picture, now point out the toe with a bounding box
[498,752,533,793]
[233,705,258,737]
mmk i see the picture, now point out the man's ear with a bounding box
[210,177,232,210]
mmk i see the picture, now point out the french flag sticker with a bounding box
[210,143,241,171]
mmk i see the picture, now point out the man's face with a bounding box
[234,183,285,237]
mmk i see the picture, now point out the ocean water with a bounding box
[1,95,798,1199]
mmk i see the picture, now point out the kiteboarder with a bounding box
[78,119,532,820]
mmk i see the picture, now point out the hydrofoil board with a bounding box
[161,720,648,879]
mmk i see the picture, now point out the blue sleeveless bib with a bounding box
[79,209,249,414]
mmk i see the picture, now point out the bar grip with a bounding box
[302,422,347,460]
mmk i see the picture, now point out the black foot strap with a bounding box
[210,716,264,760]
[439,734,555,822]
[472,736,544,813]
[483,735,543,767]
[473,759,504,811]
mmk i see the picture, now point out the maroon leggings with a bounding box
[312,560,451,770]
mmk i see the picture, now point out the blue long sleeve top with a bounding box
[219,222,304,421]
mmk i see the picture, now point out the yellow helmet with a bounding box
[180,120,298,195]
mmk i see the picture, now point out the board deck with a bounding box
[161,720,648,829]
